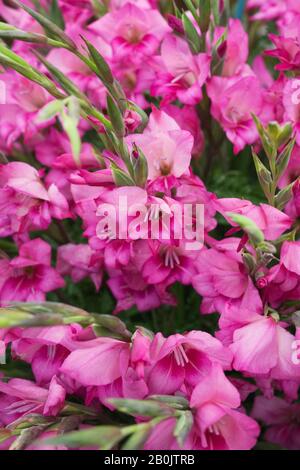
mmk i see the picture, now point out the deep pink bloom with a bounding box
[89,3,170,64]
[266,34,300,72]
[146,331,232,394]
[192,238,262,316]
[266,241,300,306]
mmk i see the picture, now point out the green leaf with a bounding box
[93,314,132,340]
[198,0,211,34]
[34,50,87,101]
[50,0,65,30]
[109,398,175,418]
[36,99,63,122]
[174,411,193,447]
[82,37,114,85]
[111,163,135,187]
[252,150,272,199]
[122,424,152,450]
[46,426,123,450]
[275,138,296,180]
[274,181,295,210]
[132,144,148,187]
[13,0,74,49]
[59,109,81,165]
[252,114,276,161]
[182,13,201,54]
[226,212,265,245]
[148,395,189,410]
[107,94,125,138]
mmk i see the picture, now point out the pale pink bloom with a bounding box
[151,34,211,105]
[190,364,260,450]
[60,337,130,387]
[192,238,262,316]
[57,244,103,290]
[126,108,193,179]
[0,162,70,236]
[216,198,292,240]
[88,2,170,64]
[247,0,286,21]
[161,104,205,156]
[146,331,232,394]
[0,239,65,305]
[207,74,263,154]
[230,313,300,380]
[252,395,300,450]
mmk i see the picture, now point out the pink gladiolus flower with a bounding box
[189,364,260,450]
[252,396,300,450]
[0,239,64,304]
[89,3,170,64]
[146,331,232,394]
[266,241,300,306]
[57,244,103,290]
[207,74,263,153]
[216,198,292,240]
[266,34,300,72]
[0,376,66,426]
[60,337,130,387]
[193,238,262,316]
[151,34,211,105]
[230,313,300,380]
[218,19,249,77]
[161,104,205,156]
[127,108,193,179]
[0,162,70,236]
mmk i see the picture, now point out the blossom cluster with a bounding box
[0,0,299,451]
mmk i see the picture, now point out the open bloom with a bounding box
[192,238,262,316]
[151,34,211,105]
[146,331,232,394]
[207,74,263,153]
[89,2,170,65]
[0,376,66,426]
[229,313,300,380]
[189,364,260,450]
[0,239,65,305]
[0,162,70,237]
[126,108,193,179]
